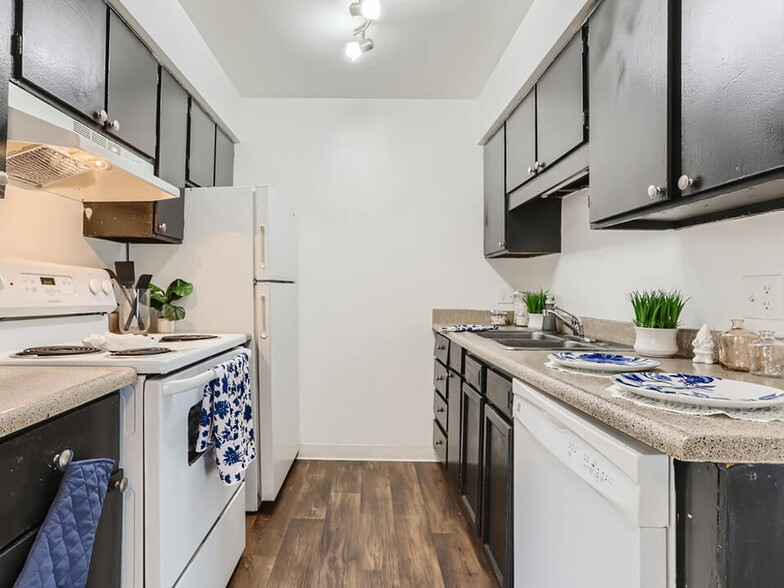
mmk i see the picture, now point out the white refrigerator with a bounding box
[132,185,299,509]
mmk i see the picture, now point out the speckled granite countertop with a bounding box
[0,367,137,438]
[434,310,784,463]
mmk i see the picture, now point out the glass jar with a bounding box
[490,309,509,326]
[512,291,528,326]
[118,287,151,334]
[719,319,757,372]
[749,330,784,378]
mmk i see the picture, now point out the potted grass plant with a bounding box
[628,289,688,357]
[149,279,194,334]
[524,290,550,331]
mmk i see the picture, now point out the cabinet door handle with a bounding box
[434,440,444,446]
[53,449,74,471]
[499,241,505,249]
[437,344,445,351]
[436,375,444,381]
[647,185,664,199]
[436,407,445,414]
[157,223,167,233]
[0,171,7,186]
[114,477,129,493]
[108,120,120,132]
[535,161,546,171]
[527,166,535,175]
[95,110,108,122]
[678,175,695,190]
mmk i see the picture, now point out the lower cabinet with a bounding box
[446,368,462,491]
[482,403,513,587]
[460,381,484,530]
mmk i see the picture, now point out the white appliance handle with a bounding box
[259,225,268,270]
[259,293,269,339]
[162,369,218,396]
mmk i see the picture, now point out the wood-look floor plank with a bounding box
[312,491,363,586]
[433,531,498,588]
[290,460,333,520]
[358,462,401,585]
[415,461,471,535]
[265,518,326,587]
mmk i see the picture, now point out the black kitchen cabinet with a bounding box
[680,1,784,198]
[536,32,586,172]
[0,394,123,587]
[106,10,159,158]
[460,381,484,531]
[482,403,513,587]
[0,0,12,198]
[505,91,536,193]
[187,98,216,188]
[446,368,462,491]
[588,0,671,224]
[484,125,562,258]
[18,0,107,122]
[214,126,235,187]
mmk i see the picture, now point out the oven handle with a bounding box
[162,369,219,396]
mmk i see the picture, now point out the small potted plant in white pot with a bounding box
[628,289,688,357]
[149,279,194,334]
[524,290,550,331]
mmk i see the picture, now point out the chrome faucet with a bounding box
[543,300,584,338]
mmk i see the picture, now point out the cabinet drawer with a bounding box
[433,420,447,466]
[486,369,513,420]
[434,333,449,364]
[434,390,448,432]
[434,360,448,398]
[464,355,485,392]
[0,394,120,551]
[448,340,464,374]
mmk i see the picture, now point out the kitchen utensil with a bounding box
[114,261,135,287]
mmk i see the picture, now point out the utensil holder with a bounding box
[118,287,151,334]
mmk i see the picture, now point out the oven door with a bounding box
[144,347,249,588]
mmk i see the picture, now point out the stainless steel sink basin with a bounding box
[474,330,631,351]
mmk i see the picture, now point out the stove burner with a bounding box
[17,345,102,357]
[158,335,219,342]
[110,347,173,357]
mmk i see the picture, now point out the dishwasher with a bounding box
[513,380,673,588]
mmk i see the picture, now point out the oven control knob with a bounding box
[89,279,101,295]
[101,279,113,295]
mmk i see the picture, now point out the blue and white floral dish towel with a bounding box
[196,350,256,485]
[15,458,115,588]
[440,325,499,333]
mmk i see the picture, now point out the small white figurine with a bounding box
[692,324,715,364]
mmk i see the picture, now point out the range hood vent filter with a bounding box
[7,145,91,188]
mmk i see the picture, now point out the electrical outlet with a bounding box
[496,285,515,305]
[742,275,783,320]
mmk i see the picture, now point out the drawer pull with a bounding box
[435,375,444,381]
[53,449,74,471]
[437,344,445,351]
[434,439,444,446]
[114,477,129,493]
[436,407,445,414]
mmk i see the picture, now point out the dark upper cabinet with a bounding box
[588,0,670,224]
[484,126,506,256]
[536,32,586,171]
[214,126,234,187]
[18,0,107,122]
[0,0,12,198]
[460,382,484,532]
[505,91,537,193]
[680,0,784,197]
[106,11,158,158]
[187,98,216,187]
[482,404,513,588]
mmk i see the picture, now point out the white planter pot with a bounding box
[156,318,175,334]
[633,327,679,357]
[528,313,544,331]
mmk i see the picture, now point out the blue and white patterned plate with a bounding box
[548,352,660,373]
[612,372,784,408]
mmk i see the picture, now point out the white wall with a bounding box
[0,186,123,267]
[493,192,784,334]
[234,98,508,459]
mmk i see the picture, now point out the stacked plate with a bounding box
[547,352,661,374]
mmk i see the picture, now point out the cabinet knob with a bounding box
[108,120,120,132]
[114,477,129,493]
[647,185,664,199]
[436,407,445,413]
[535,161,546,171]
[53,449,74,471]
[437,344,445,351]
[434,440,444,446]
[158,223,167,233]
[677,175,695,190]
[499,241,505,249]
[527,166,535,175]
[436,375,444,381]
[0,171,7,186]
[94,110,108,122]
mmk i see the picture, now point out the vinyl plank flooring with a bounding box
[228,460,498,588]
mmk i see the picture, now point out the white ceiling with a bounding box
[177,0,534,99]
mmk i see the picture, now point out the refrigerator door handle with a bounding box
[259,293,269,339]
[258,224,269,270]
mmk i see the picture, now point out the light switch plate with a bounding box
[496,285,515,305]
[742,274,783,320]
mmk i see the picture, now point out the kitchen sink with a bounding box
[474,330,631,351]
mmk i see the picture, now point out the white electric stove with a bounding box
[0,259,251,588]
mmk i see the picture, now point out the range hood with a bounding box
[5,84,178,202]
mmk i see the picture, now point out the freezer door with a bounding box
[254,282,299,501]
[254,186,297,282]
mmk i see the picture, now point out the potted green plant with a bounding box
[524,290,550,331]
[628,289,688,357]
[149,279,194,334]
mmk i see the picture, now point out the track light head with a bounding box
[345,37,374,61]
[349,0,381,21]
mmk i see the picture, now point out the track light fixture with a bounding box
[344,0,379,61]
